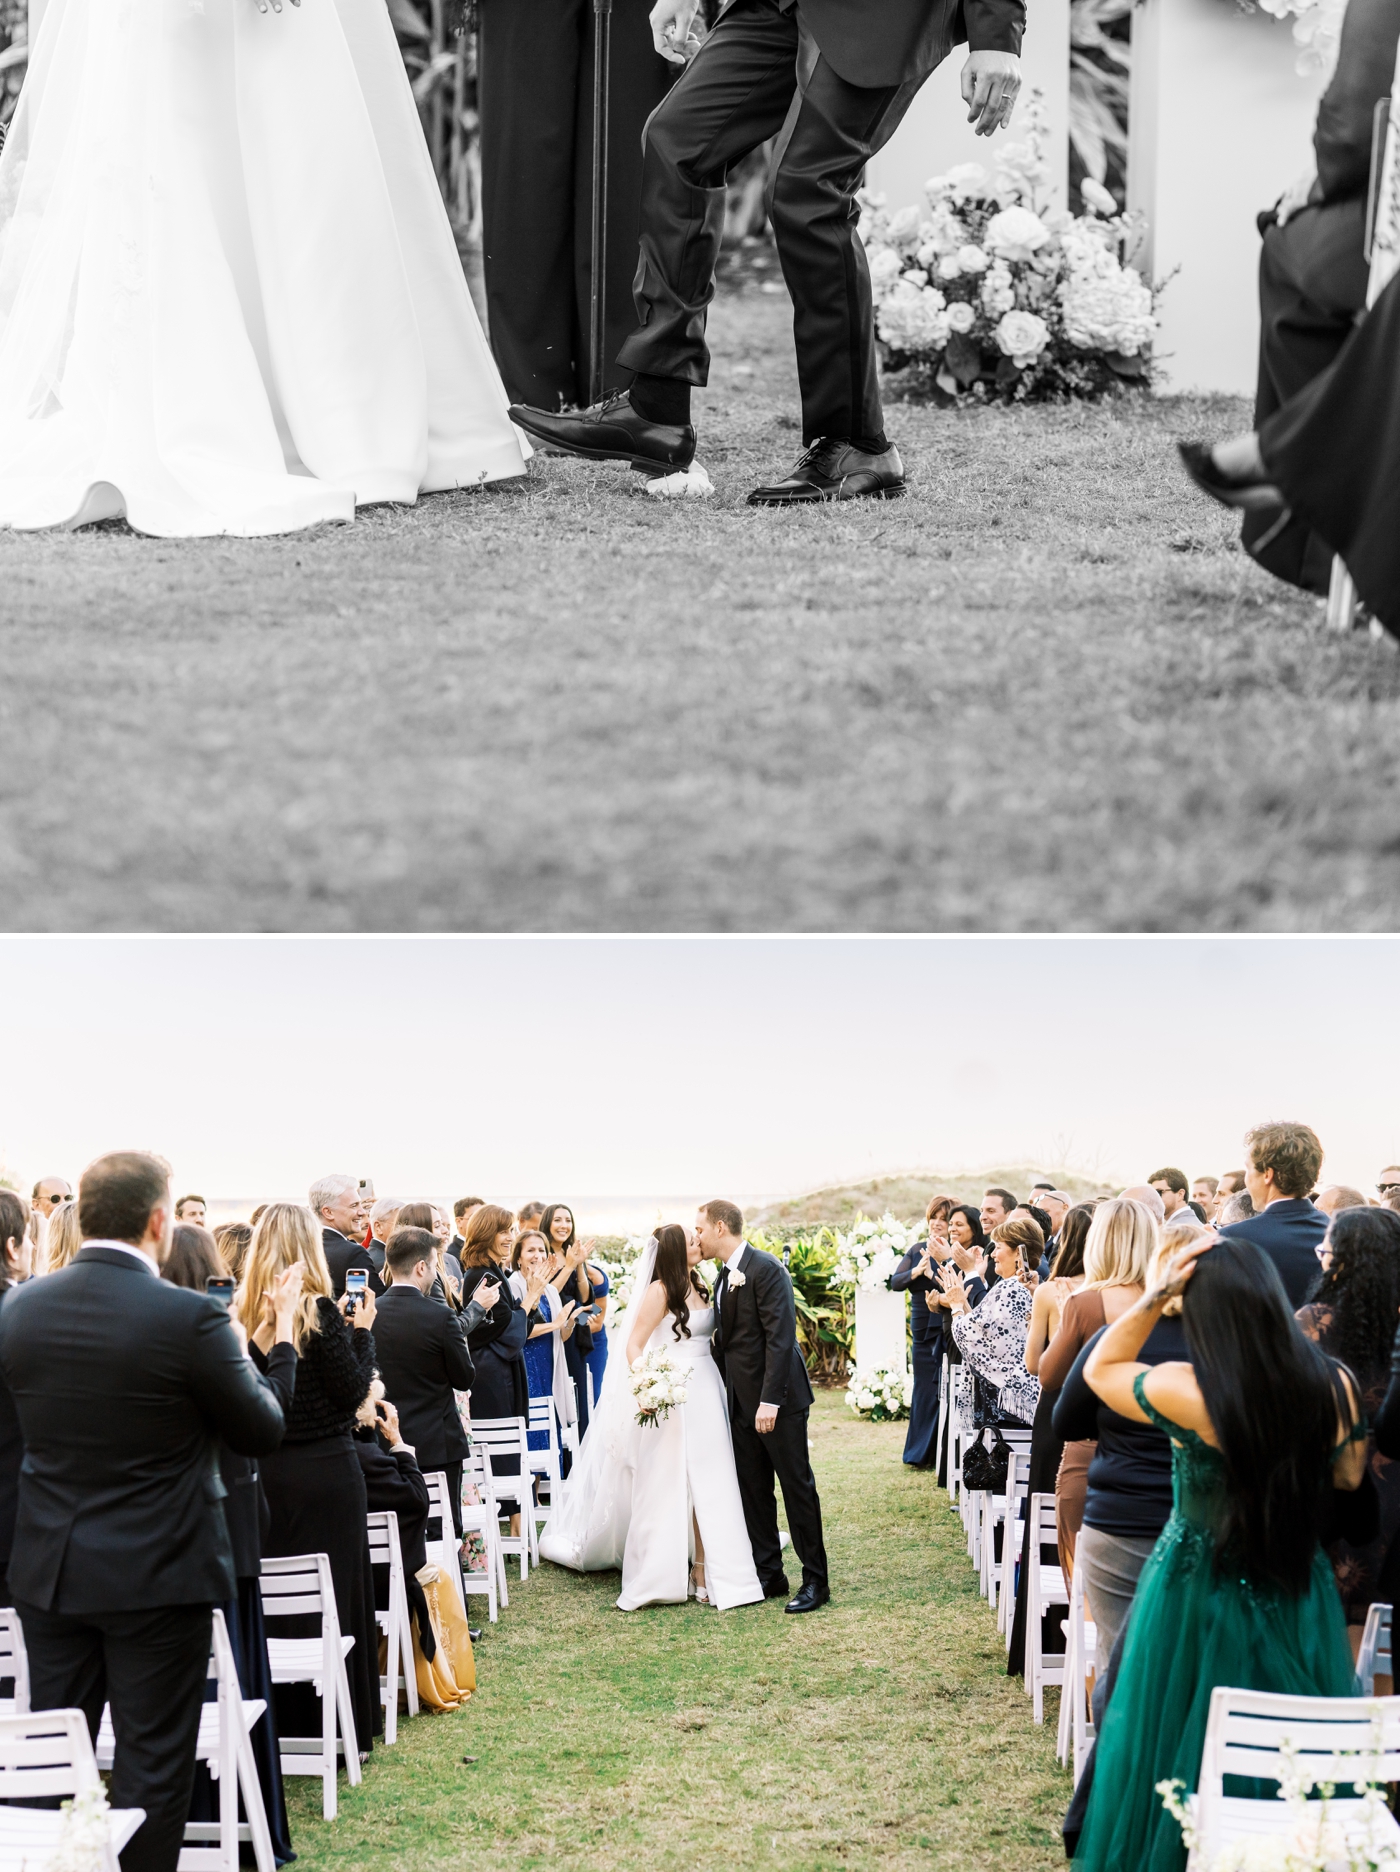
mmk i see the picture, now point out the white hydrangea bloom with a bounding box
[1058,253,1156,354]
[980,263,1016,317]
[865,244,904,303]
[956,244,990,274]
[876,280,952,354]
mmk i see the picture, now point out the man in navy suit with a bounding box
[1218,1121,1327,1308]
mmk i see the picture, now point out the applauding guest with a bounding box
[239,1204,382,1762]
[0,1151,289,1872]
[541,1204,598,1434]
[947,1216,1044,1429]
[515,1231,578,1469]
[890,1198,954,1469]
[372,1227,483,1542]
[312,1174,384,1300]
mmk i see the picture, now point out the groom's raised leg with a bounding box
[730,1419,788,1595]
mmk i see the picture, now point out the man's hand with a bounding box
[1275,165,1316,227]
[961,51,1021,137]
[755,1402,779,1436]
[650,0,700,64]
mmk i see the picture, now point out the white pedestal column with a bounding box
[27,0,43,57]
[865,0,1072,213]
[1129,0,1324,393]
[854,1286,908,1374]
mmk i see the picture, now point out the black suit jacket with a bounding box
[730,0,1024,89]
[0,1247,289,1614]
[322,1227,384,1300]
[711,1244,815,1422]
[0,1287,24,1574]
[1220,1199,1327,1309]
[372,1283,474,1469]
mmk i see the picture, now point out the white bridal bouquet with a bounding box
[846,1366,914,1424]
[833,1214,921,1291]
[629,1347,690,1428]
[858,91,1157,403]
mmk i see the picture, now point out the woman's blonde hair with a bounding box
[44,1200,84,1273]
[1083,1197,1157,1290]
[236,1202,331,1351]
[1147,1218,1206,1317]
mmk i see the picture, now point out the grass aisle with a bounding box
[285,1390,1066,1872]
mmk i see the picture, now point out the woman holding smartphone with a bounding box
[945,1216,1044,1430]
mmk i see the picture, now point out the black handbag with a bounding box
[961,1424,1011,1492]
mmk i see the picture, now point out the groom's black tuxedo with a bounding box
[712,1245,827,1595]
[726,0,1025,87]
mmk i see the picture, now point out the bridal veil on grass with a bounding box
[0,0,528,536]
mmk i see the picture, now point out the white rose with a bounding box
[956,245,990,274]
[945,301,975,333]
[995,308,1050,367]
[942,161,990,203]
[985,205,1050,263]
[937,252,963,281]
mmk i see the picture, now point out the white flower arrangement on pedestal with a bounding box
[629,1346,691,1427]
[858,90,1157,404]
[845,1365,915,1423]
[1158,1728,1400,1870]
[832,1214,921,1291]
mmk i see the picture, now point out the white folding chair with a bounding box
[366,1510,419,1741]
[1024,1492,1068,1724]
[461,1447,510,1615]
[97,1609,275,1872]
[1056,1564,1097,1782]
[0,1607,29,1716]
[0,1706,145,1872]
[259,1552,361,1820]
[470,1416,534,1576]
[1189,1687,1400,1869]
[1358,1601,1393,1694]
[934,1359,949,1494]
[996,1451,1033,1636]
[527,1397,563,1544]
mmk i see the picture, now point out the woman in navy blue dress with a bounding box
[890,1196,955,1468]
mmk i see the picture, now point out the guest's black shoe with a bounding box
[508,390,697,475]
[785,1581,830,1614]
[468,1629,483,1642]
[747,437,905,506]
[762,1575,792,1599]
[1177,439,1285,513]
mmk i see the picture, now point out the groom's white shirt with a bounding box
[715,1239,778,1411]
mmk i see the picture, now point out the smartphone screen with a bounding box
[346,1270,368,1302]
[207,1277,236,1309]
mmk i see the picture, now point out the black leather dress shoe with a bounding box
[747,437,905,506]
[1177,439,1284,513]
[762,1575,792,1600]
[508,390,696,475]
[785,1582,830,1614]
[468,1628,483,1643]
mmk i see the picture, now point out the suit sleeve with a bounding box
[187,1301,289,1457]
[440,1310,475,1391]
[961,0,1025,57]
[755,1259,798,1408]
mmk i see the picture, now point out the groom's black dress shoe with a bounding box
[747,438,905,506]
[508,390,697,475]
[1177,439,1285,513]
[762,1576,791,1599]
[785,1582,830,1614]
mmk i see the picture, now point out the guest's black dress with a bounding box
[253,1299,380,1758]
[1258,265,1400,633]
[189,1340,298,1864]
[461,1264,529,1477]
[890,1242,942,1468]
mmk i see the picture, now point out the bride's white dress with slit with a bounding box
[539,1289,764,1612]
[0,0,527,535]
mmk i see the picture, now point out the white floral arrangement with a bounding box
[832,1213,921,1291]
[45,1786,115,1872]
[1158,1728,1400,1870]
[629,1346,690,1428]
[846,1365,914,1423]
[858,91,1157,404]
[600,1236,653,1339]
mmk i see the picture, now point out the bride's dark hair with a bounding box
[653,1224,709,1341]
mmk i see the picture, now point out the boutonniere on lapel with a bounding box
[727,1269,746,1289]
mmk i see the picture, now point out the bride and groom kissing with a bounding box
[538,1199,830,1614]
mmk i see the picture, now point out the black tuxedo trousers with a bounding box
[477,0,675,408]
[732,1408,828,1594]
[617,0,921,444]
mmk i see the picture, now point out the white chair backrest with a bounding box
[1200,1687,1400,1800]
[260,1553,336,1626]
[423,1467,460,1530]
[0,1706,100,1799]
[1365,48,1400,303]
[366,1511,403,1569]
[0,1607,30,1714]
[1359,1603,1394,1695]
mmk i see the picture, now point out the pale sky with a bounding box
[2,937,1398,1230]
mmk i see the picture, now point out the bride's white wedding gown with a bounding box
[0,0,527,535]
[539,1292,764,1612]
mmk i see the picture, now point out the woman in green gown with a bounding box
[1072,1234,1367,1872]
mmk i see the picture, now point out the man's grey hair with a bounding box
[308,1174,357,1218]
[369,1197,404,1235]
[1217,1191,1255,1225]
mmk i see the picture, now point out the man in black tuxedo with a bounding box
[699,1198,829,1613]
[0,1151,289,1872]
[313,1173,384,1299]
[1218,1121,1328,1308]
[511,0,1023,504]
[371,1228,497,1539]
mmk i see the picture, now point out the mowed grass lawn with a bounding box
[5,276,1400,930]
[282,1391,1066,1872]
